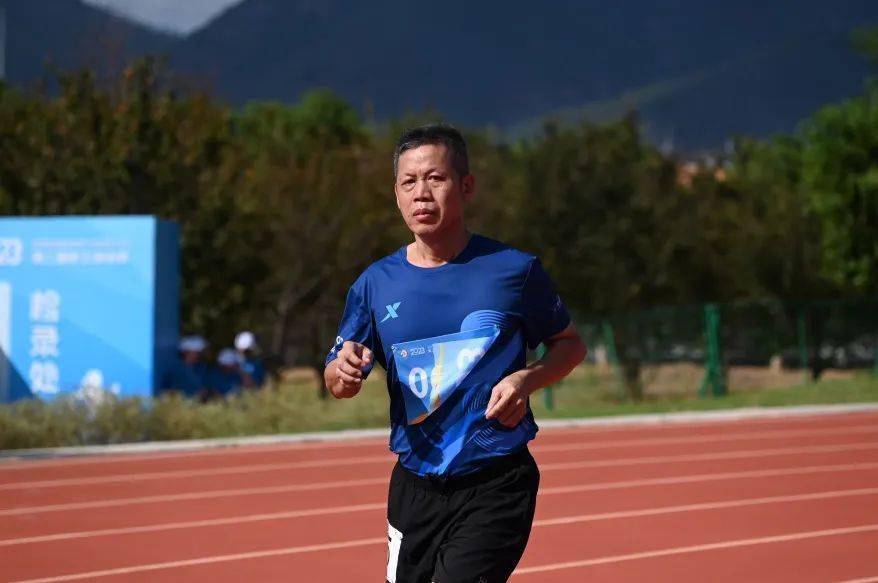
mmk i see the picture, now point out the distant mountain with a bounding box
[4,0,176,88]
[5,0,878,151]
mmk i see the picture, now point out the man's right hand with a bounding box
[325,341,373,398]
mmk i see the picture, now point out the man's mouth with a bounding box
[413,209,435,217]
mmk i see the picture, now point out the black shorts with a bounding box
[386,448,540,583]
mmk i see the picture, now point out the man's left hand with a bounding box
[485,376,529,428]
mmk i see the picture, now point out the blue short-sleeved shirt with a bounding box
[162,360,209,398]
[240,358,266,386]
[325,234,570,477]
[209,368,242,396]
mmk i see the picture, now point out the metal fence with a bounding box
[571,297,878,400]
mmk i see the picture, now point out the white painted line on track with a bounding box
[3,441,878,513]
[539,441,878,472]
[0,454,395,491]
[2,420,868,474]
[513,523,878,576]
[3,402,876,466]
[2,413,862,473]
[0,436,391,471]
[0,476,389,517]
[0,427,393,463]
[836,578,878,583]
[3,421,877,491]
[540,410,878,435]
[530,486,878,528]
[0,502,386,546]
[8,536,387,583]
[9,492,878,582]
[535,403,878,431]
[533,424,878,454]
[538,461,878,496]
[4,463,878,545]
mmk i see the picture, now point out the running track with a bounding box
[2,410,878,582]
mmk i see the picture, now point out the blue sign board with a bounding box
[0,216,179,402]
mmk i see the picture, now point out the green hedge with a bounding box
[0,378,391,450]
[2,374,876,451]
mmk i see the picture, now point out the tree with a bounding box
[851,25,878,66]
[232,92,402,370]
[0,59,273,346]
[512,116,690,399]
[800,85,878,292]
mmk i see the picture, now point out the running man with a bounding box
[324,124,586,583]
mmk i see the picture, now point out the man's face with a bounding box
[394,144,474,238]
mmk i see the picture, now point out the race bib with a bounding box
[391,325,500,425]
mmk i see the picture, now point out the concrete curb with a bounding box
[3,402,877,462]
[536,402,878,429]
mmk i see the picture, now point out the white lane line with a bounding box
[534,424,878,454]
[538,461,878,496]
[4,411,876,472]
[0,502,386,546]
[8,536,387,583]
[4,441,878,515]
[4,463,878,546]
[0,454,395,491]
[9,492,878,582]
[836,577,878,583]
[530,487,878,528]
[536,404,878,433]
[539,441,878,472]
[0,476,389,517]
[3,422,877,491]
[0,437,390,471]
[513,523,878,576]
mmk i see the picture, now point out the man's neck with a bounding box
[408,227,471,268]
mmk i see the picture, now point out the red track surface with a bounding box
[2,411,878,582]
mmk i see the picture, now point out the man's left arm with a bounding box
[485,322,587,427]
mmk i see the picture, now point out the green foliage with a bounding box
[2,372,875,450]
[0,59,273,346]
[530,372,878,419]
[0,397,88,448]
[851,25,878,66]
[515,116,688,313]
[1,55,876,382]
[800,85,878,292]
[231,91,401,366]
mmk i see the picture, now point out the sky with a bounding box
[81,0,243,35]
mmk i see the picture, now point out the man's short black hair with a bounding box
[393,124,470,180]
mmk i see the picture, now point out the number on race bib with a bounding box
[407,367,429,399]
[456,347,485,370]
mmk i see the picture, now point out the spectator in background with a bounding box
[234,330,267,389]
[210,348,244,397]
[161,335,210,398]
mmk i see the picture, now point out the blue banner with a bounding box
[0,216,179,402]
[391,325,500,425]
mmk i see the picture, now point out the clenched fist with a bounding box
[485,376,529,428]
[325,341,373,398]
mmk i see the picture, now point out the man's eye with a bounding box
[429,175,444,182]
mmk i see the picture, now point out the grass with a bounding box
[530,369,878,419]
[0,368,876,451]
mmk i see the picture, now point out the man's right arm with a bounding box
[324,341,374,399]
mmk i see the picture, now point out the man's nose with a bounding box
[414,177,433,200]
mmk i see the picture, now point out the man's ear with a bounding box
[394,182,401,211]
[461,174,475,204]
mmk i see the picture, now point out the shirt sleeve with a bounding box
[520,257,572,350]
[325,278,377,377]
